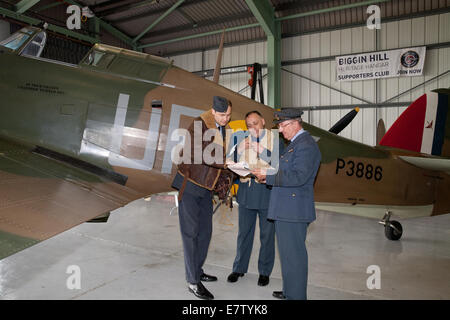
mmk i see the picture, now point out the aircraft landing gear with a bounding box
[379,211,403,240]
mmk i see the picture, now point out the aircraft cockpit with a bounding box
[0,27,47,58]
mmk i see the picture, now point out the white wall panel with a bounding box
[170,52,202,72]
[300,63,310,124]
[362,26,377,146]
[168,13,450,146]
[320,32,331,132]
[438,47,450,88]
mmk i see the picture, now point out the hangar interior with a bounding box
[0,0,449,300]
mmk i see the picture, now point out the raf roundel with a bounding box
[400,51,419,68]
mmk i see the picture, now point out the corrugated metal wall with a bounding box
[168,12,450,146]
[170,42,269,108]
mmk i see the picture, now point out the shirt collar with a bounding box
[291,128,305,142]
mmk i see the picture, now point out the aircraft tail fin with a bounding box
[379,90,450,157]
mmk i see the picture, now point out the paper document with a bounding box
[227,162,251,177]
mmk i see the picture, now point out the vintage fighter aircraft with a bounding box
[0,26,449,260]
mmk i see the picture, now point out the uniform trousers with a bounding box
[232,207,275,276]
[274,220,309,300]
[178,190,213,284]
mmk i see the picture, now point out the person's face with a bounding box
[212,106,232,126]
[278,120,301,140]
[246,113,265,137]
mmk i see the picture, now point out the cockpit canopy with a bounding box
[0,27,47,58]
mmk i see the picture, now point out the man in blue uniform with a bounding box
[226,111,279,287]
[253,108,321,300]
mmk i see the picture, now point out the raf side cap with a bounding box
[274,108,304,124]
[212,96,229,112]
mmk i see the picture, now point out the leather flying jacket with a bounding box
[177,109,235,200]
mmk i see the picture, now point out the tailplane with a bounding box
[379,89,450,157]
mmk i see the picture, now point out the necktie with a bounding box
[220,126,226,141]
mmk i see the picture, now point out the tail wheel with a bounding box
[385,220,403,241]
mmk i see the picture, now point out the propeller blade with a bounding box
[329,107,360,134]
[376,118,386,145]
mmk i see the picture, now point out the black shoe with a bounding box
[258,275,270,286]
[200,273,217,282]
[227,272,244,283]
[272,291,286,299]
[188,282,214,300]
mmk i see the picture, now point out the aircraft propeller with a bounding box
[328,107,360,134]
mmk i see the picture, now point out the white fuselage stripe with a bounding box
[421,92,439,154]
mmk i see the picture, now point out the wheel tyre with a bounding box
[385,220,403,240]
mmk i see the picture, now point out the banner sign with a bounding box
[336,46,426,82]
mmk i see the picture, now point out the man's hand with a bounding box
[250,141,265,154]
[225,159,235,169]
[237,138,250,154]
[251,168,267,183]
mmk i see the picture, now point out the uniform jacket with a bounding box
[266,130,321,223]
[228,129,280,210]
[174,109,234,199]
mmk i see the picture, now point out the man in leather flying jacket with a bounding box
[172,96,234,300]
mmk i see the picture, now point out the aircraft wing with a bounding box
[0,137,142,260]
[399,156,450,174]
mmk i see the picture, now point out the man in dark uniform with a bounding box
[171,96,234,300]
[226,111,279,287]
[253,108,321,300]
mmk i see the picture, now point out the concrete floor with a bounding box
[0,193,449,300]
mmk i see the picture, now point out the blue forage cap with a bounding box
[274,108,304,124]
[212,96,229,112]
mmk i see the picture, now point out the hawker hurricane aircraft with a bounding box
[0,26,448,260]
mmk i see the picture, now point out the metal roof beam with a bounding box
[138,0,331,42]
[15,0,40,14]
[267,21,281,107]
[139,0,390,50]
[111,0,210,24]
[244,0,275,37]
[140,11,254,42]
[0,6,98,43]
[138,23,259,49]
[245,0,280,107]
[97,18,135,47]
[277,0,389,22]
[133,0,184,44]
[64,0,135,48]
[1,1,136,48]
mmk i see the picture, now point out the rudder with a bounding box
[379,89,450,157]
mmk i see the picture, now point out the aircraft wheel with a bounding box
[385,220,403,241]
